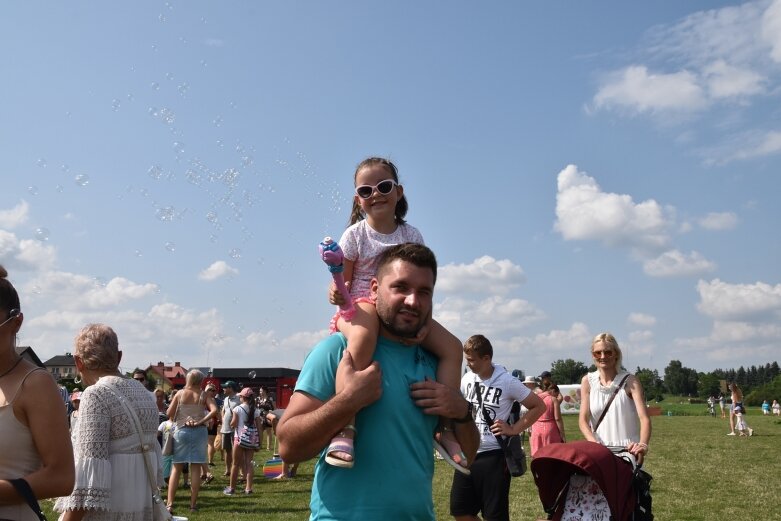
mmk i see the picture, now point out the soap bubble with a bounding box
[148,165,163,179]
[156,206,175,222]
[93,277,107,288]
[229,248,241,259]
[172,141,185,155]
[213,116,223,127]
[74,174,90,186]
[55,185,64,193]
[248,370,257,379]
[206,211,218,224]
[36,158,47,168]
[31,285,42,295]
[60,164,70,173]
[111,98,121,111]
[35,227,50,241]
[28,186,39,196]
[164,241,176,252]
[178,83,189,96]
[158,13,166,22]
[151,82,160,91]
[134,249,143,257]
[165,72,174,81]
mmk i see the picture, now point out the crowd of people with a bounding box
[0,156,772,520]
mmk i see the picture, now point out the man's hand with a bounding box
[489,419,514,437]
[339,350,382,410]
[410,378,469,419]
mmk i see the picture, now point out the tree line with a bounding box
[541,358,781,405]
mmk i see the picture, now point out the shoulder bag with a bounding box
[161,400,179,456]
[105,385,172,521]
[237,406,260,450]
[475,381,526,477]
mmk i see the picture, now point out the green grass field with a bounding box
[43,406,781,520]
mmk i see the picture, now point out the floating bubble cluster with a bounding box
[75,174,90,186]
[35,227,50,241]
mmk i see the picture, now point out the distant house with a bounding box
[43,353,77,381]
[16,345,44,368]
[147,361,187,390]
[211,367,300,408]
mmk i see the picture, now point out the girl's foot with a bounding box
[434,429,470,475]
[324,425,356,468]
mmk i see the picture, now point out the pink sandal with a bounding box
[324,425,356,468]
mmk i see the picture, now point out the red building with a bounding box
[146,361,187,390]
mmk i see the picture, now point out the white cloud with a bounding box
[643,250,716,278]
[762,0,781,62]
[696,278,781,319]
[0,232,57,272]
[435,295,546,340]
[702,60,765,99]
[555,164,673,254]
[198,260,239,281]
[24,271,158,310]
[628,313,657,327]
[698,211,738,230]
[503,322,593,356]
[437,256,525,296]
[592,66,706,114]
[700,129,781,165]
[0,201,30,228]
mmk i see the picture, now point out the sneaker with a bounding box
[222,487,234,496]
[749,428,754,437]
[726,432,736,436]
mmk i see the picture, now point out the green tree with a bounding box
[697,372,721,398]
[635,367,664,401]
[550,359,589,385]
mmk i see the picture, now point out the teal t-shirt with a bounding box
[296,334,439,521]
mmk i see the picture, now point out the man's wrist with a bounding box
[453,400,474,423]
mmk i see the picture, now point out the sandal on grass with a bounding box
[434,429,470,476]
[324,425,356,468]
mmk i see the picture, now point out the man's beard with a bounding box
[377,302,424,339]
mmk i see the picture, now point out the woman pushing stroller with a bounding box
[532,333,652,520]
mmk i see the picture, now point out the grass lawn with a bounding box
[43,406,780,520]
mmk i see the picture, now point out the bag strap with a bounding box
[591,373,631,433]
[103,385,163,506]
[474,381,522,449]
[8,478,46,521]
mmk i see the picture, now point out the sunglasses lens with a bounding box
[376,180,395,194]
[356,186,373,199]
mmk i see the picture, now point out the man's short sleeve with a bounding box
[294,334,348,402]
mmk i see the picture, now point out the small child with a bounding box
[323,157,466,473]
[734,406,753,437]
[158,420,176,484]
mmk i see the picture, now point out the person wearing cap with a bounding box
[224,387,262,495]
[219,380,241,478]
[69,391,82,432]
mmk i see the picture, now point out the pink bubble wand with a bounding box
[319,236,355,321]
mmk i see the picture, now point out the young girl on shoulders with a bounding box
[324,157,467,472]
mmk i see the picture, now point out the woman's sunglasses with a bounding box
[355,179,398,199]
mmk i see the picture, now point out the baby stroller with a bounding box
[531,440,643,521]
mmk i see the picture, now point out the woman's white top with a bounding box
[55,376,162,520]
[587,370,640,448]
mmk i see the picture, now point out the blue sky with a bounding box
[2,1,780,378]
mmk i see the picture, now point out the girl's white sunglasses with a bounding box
[355,179,398,199]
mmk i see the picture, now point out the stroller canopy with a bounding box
[531,440,635,521]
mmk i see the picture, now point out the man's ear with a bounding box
[370,277,379,300]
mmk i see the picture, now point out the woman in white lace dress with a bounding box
[55,324,162,521]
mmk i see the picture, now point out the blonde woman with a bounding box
[166,370,218,513]
[0,265,74,520]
